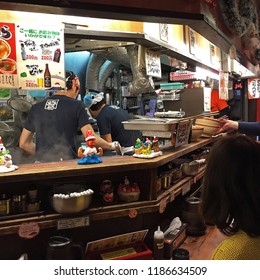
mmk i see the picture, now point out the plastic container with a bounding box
[153,226,164,260]
[160,83,185,90]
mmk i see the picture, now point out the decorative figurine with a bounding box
[133,137,162,159]
[153,136,160,152]
[0,136,18,173]
[117,176,140,202]
[99,180,117,205]
[77,130,103,164]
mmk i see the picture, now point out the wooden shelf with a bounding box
[0,138,212,237]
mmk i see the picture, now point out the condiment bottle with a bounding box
[0,194,10,216]
[53,48,61,63]
[44,63,51,87]
[153,226,164,259]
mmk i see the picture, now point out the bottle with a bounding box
[44,63,51,88]
[21,43,26,60]
[53,48,61,63]
[153,226,164,259]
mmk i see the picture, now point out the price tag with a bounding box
[182,182,191,196]
[57,216,89,230]
[170,190,175,202]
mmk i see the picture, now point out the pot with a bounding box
[181,160,200,176]
[46,236,84,260]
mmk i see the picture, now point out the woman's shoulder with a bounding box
[212,231,260,260]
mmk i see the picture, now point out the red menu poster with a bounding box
[0,22,18,88]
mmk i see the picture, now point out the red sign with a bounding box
[0,23,18,87]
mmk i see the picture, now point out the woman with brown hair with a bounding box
[201,134,260,259]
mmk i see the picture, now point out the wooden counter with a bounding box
[0,138,214,260]
[0,138,213,183]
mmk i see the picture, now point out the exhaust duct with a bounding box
[126,44,154,95]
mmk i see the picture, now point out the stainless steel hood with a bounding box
[64,28,218,74]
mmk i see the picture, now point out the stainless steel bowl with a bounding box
[50,192,93,214]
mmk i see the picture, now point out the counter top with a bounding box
[0,138,213,183]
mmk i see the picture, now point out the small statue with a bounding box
[0,136,18,172]
[153,136,160,152]
[77,130,103,164]
[99,179,117,205]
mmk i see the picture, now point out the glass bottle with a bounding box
[44,63,51,88]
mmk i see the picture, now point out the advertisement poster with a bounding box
[15,24,65,90]
[0,22,18,88]
[248,78,260,99]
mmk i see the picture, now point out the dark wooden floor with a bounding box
[181,225,226,260]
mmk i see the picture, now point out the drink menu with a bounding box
[0,22,65,90]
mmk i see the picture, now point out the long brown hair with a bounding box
[201,134,260,236]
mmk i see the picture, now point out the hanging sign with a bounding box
[0,22,18,88]
[15,23,65,90]
[219,70,229,100]
[248,78,260,99]
[145,49,162,78]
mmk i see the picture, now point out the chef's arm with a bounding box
[81,124,113,150]
[19,128,36,155]
[101,133,113,143]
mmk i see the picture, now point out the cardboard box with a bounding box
[163,223,187,259]
[85,230,152,260]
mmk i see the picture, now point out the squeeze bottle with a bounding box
[153,226,164,259]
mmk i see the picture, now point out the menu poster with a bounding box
[145,49,162,78]
[248,78,260,99]
[0,22,18,88]
[15,24,65,90]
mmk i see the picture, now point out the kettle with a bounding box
[46,236,84,260]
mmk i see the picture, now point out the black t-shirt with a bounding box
[96,105,142,147]
[24,95,91,162]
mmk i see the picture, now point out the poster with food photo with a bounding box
[0,22,18,88]
[15,24,65,90]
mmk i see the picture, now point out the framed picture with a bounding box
[159,23,169,42]
[189,28,196,55]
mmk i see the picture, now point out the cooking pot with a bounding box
[181,160,200,176]
[46,236,84,260]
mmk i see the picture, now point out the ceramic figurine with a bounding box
[99,179,117,205]
[77,130,103,164]
[153,136,160,152]
[134,138,143,155]
[0,136,18,173]
[117,176,140,202]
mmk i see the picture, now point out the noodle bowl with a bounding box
[0,39,11,59]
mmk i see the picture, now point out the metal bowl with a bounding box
[50,191,93,214]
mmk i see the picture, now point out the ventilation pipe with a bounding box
[85,53,106,90]
[98,60,118,92]
[126,44,154,95]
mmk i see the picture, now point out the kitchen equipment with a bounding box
[160,171,173,189]
[46,236,84,260]
[181,160,200,176]
[50,189,93,214]
[0,121,20,147]
[181,196,206,236]
[7,97,32,129]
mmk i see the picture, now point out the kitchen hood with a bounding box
[64,28,218,75]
